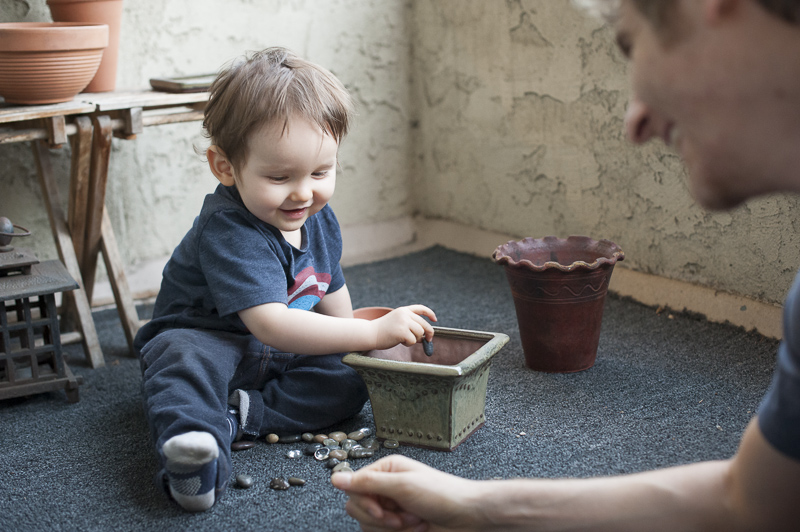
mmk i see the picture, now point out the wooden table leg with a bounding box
[82,114,113,303]
[33,140,105,369]
[100,208,141,351]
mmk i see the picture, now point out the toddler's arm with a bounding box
[313,285,355,319]
[239,300,436,355]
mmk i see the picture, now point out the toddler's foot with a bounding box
[163,431,219,512]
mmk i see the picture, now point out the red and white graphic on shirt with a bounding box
[287,266,331,310]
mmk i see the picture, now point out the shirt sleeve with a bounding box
[197,210,289,317]
[758,274,800,461]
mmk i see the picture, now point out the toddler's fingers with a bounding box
[406,305,437,322]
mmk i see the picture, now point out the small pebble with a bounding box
[322,438,338,447]
[332,465,353,474]
[348,428,372,441]
[265,433,279,444]
[349,447,374,459]
[341,439,357,452]
[325,457,341,469]
[288,477,306,486]
[235,474,254,488]
[269,478,290,490]
[383,439,400,449]
[328,431,347,442]
[285,449,302,459]
[331,461,352,473]
[361,438,381,451]
[231,440,256,451]
[304,443,323,456]
[301,432,314,442]
[313,434,328,443]
[313,447,331,461]
[329,449,348,460]
[278,434,303,444]
[423,338,434,356]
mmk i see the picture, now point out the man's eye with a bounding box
[615,33,632,58]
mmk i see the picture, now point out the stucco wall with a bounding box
[0,0,413,273]
[2,0,798,307]
[409,0,800,305]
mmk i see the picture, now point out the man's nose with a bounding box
[624,99,655,144]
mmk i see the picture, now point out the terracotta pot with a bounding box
[353,306,393,320]
[0,22,107,105]
[47,0,122,92]
[493,236,624,373]
[343,326,509,450]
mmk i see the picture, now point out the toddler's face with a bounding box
[235,117,338,238]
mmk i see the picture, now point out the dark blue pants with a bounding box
[138,328,368,495]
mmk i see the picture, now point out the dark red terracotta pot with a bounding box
[493,236,624,373]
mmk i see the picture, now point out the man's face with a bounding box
[617,0,789,210]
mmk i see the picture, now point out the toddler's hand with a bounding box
[373,305,436,349]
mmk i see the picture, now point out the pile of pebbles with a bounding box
[232,427,400,490]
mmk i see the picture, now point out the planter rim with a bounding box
[47,0,122,4]
[0,22,108,51]
[493,235,624,272]
[343,326,509,377]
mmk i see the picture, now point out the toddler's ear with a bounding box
[207,146,236,186]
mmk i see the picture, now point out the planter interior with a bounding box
[343,326,509,451]
[0,22,107,105]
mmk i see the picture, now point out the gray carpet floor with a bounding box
[0,246,780,531]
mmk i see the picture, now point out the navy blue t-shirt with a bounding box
[758,270,800,461]
[134,184,345,349]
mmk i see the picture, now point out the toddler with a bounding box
[133,47,435,512]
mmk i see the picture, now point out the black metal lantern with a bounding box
[0,217,82,402]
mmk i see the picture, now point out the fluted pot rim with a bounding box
[493,235,624,272]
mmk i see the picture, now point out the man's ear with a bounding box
[207,146,236,186]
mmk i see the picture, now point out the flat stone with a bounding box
[231,440,256,451]
[331,461,351,473]
[325,457,341,469]
[285,449,302,459]
[270,478,290,490]
[361,438,381,451]
[265,433,279,444]
[313,447,331,461]
[287,477,306,486]
[349,447,374,459]
[322,438,338,447]
[332,465,353,474]
[235,474,254,488]
[328,431,347,442]
[301,432,314,442]
[423,338,434,356]
[313,434,328,443]
[383,439,400,449]
[304,443,323,456]
[348,428,372,441]
[340,439,357,452]
[329,449,348,460]
[278,434,303,444]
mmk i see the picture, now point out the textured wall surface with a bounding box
[0,0,413,272]
[2,0,799,305]
[409,0,800,305]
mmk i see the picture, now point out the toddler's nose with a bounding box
[290,179,313,202]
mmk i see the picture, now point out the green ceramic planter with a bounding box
[343,326,509,451]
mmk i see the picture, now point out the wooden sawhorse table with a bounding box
[0,90,208,368]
